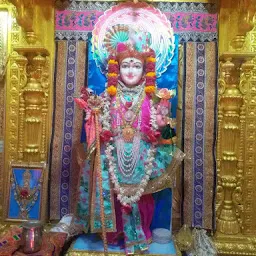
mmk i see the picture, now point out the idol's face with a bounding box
[120,57,143,87]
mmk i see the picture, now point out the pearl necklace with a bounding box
[115,112,142,178]
[106,141,156,205]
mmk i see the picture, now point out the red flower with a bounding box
[121,204,132,215]
[146,62,156,72]
[20,189,29,198]
[100,130,113,143]
[108,65,119,73]
[107,76,118,86]
[145,130,161,144]
[145,76,156,84]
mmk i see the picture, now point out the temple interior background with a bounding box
[0,0,256,255]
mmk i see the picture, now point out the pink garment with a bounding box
[138,194,155,241]
[85,115,96,155]
[106,196,124,245]
[74,97,99,156]
[106,194,155,244]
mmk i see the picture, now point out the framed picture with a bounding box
[4,162,48,222]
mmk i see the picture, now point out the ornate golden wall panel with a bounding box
[243,28,256,235]
[0,0,54,222]
[0,3,21,220]
[0,9,8,219]
[215,0,256,254]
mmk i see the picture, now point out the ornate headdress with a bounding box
[106,27,157,96]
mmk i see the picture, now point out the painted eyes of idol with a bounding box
[121,62,143,69]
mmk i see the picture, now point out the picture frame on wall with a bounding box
[3,162,48,222]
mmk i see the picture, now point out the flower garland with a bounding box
[106,56,118,96]
[101,92,111,131]
[105,142,156,205]
[150,98,158,132]
[145,50,156,95]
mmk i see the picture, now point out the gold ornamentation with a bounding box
[214,234,256,255]
[216,0,256,253]
[10,41,50,162]
[9,0,34,32]
[67,251,176,256]
[0,9,9,219]
[94,107,108,255]
[241,26,256,236]
[119,148,184,196]
[2,4,21,220]
[174,224,193,252]
[2,1,54,223]
[3,162,48,222]
[216,53,255,237]
[122,126,135,142]
[11,168,43,219]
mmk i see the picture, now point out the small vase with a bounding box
[21,220,43,254]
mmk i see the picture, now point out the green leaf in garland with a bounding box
[161,124,176,139]
[161,124,172,139]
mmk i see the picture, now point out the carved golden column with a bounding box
[2,0,54,222]
[216,55,254,235]
[16,52,49,162]
[215,0,256,254]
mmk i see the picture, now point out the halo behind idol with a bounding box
[92,2,175,78]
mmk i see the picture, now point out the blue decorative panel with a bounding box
[7,165,44,220]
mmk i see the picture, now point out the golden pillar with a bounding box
[14,49,49,162]
[215,0,256,254]
[1,0,54,221]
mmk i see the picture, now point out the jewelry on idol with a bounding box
[117,82,144,120]
[115,88,145,131]
[102,85,158,205]
[116,112,142,178]
[118,80,145,95]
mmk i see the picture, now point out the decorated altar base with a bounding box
[67,234,176,256]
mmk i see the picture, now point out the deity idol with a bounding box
[74,35,183,255]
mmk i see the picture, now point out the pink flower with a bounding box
[117,43,128,53]
[156,88,176,100]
